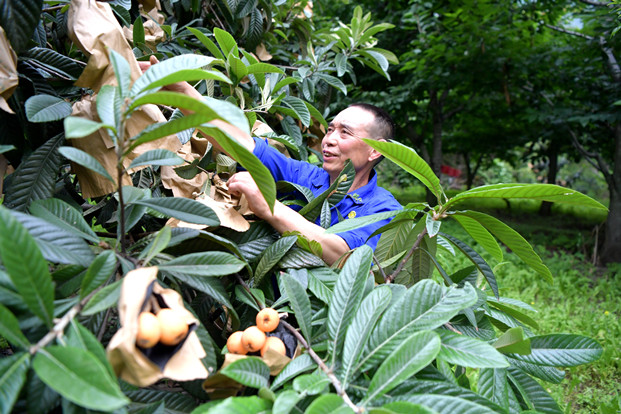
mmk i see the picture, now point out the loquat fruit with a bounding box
[260,336,286,357]
[156,308,189,346]
[136,311,161,348]
[241,326,266,352]
[226,331,247,355]
[256,308,279,333]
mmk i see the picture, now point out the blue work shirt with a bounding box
[252,137,403,250]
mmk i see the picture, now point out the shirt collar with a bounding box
[346,170,378,205]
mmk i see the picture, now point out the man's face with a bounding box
[321,106,380,181]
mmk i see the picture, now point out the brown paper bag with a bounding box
[0,26,18,114]
[106,267,208,387]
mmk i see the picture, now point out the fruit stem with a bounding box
[234,273,265,309]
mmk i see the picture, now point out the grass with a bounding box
[427,205,620,413]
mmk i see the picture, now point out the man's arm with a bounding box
[227,172,350,265]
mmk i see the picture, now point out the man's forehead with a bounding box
[331,107,374,130]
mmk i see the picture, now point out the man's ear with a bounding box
[367,139,385,163]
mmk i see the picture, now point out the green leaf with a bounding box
[194,396,271,414]
[477,368,509,413]
[375,402,436,414]
[357,281,477,373]
[29,198,99,243]
[58,146,114,183]
[110,50,130,97]
[96,85,119,132]
[220,357,270,389]
[80,250,117,298]
[363,139,442,201]
[131,54,223,95]
[228,55,249,83]
[246,62,284,76]
[445,183,607,211]
[2,132,64,212]
[0,304,30,349]
[363,331,441,405]
[159,251,246,276]
[453,211,552,283]
[292,373,330,395]
[64,116,104,139]
[0,145,15,154]
[506,334,603,367]
[281,272,313,343]
[450,214,503,262]
[0,352,30,414]
[340,286,392,385]
[493,327,532,355]
[214,27,238,57]
[299,160,354,221]
[81,279,122,316]
[131,197,219,226]
[0,206,54,326]
[327,245,374,364]
[132,15,145,45]
[314,73,348,96]
[0,0,42,53]
[282,96,312,126]
[138,225,172,264]
[128,149,185,169]
[25,94,72,123]
[66,321,115,380]
[507,367,562,413]
[404,394,500,414]
[437,330,509,368]
[488,300,539,329]
[253,235,297,285]
[325,210,402,234]
[187,28,225,60]
[272,390,301,414]
[32,346,129,411]
[271,354,316,391]
[440,232,498,299]
[305,394,352,414]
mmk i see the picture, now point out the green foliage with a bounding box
[0,0,611,413]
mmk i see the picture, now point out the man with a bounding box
[141,57,402,265]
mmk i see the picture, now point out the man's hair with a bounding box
[348,102,395,141]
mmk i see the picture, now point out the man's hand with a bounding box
[227,172,271,219]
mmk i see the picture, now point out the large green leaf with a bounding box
[444,183,607,211]
[128,149,185,169]
[493,327,532,355]
[187,27,225,60]
[0,206,54,326]
[220,357,270,389]
[3,132,64,211]
[193,396,271,414]
[356,280,477,372]
[281,272,313,343]
[66,321,115,380]
[363,331,441,405]
[29,198,99,243]
[452,211,552,283]
[33,347,129,411]
[327,245,374,365]
[477,368,509,413]
[299,161,354,221]
[96,85,119,133]
[64,116,104,138]
[8,210,94,267]
[131,197,220,226]
[137,225,172,265]
[436,330,509,368]
[0,304,30,349]
[362,139,442,200]
[130,54,223,95]
[253,236,297,286]
[340,286,392,386]
[375,401,437,414]
[272,390,301,414]
[25,94,72,123]
[292,373,330,395]
[450,214,503,262]
[21,47,84,80]
[81,279,122,316]
[58,146,114,183]
[401,395,500,414]
[506,334,602,368]
[507,358,565,384]
[158,252,246,276]
[440,232,498,299]
[0,0,42,53]
[109,50,131,98]
[0,352,30,414]
[80,250,117,298]
[325,210,402,234]
[507,367,562,413]
[214,27,238,57]
[305,394,351,414]
[270,354,316,391]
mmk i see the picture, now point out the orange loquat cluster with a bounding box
[226,308,286,357]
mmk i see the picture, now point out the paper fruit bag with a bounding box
[106,267,208,387]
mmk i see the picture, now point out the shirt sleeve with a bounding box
[252,137,324,185]
[336,195,403,251]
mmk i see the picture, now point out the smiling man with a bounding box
[224,103,403,265]
[141,57,402,264]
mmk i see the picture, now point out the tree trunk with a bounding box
[426,89,443,206]
[601,125,621,264]
[539,144,559,216]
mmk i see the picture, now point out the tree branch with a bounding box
[578,0,611,7]
[386,227,428,283]
[280,320,362,413]
[544,23,594,40]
